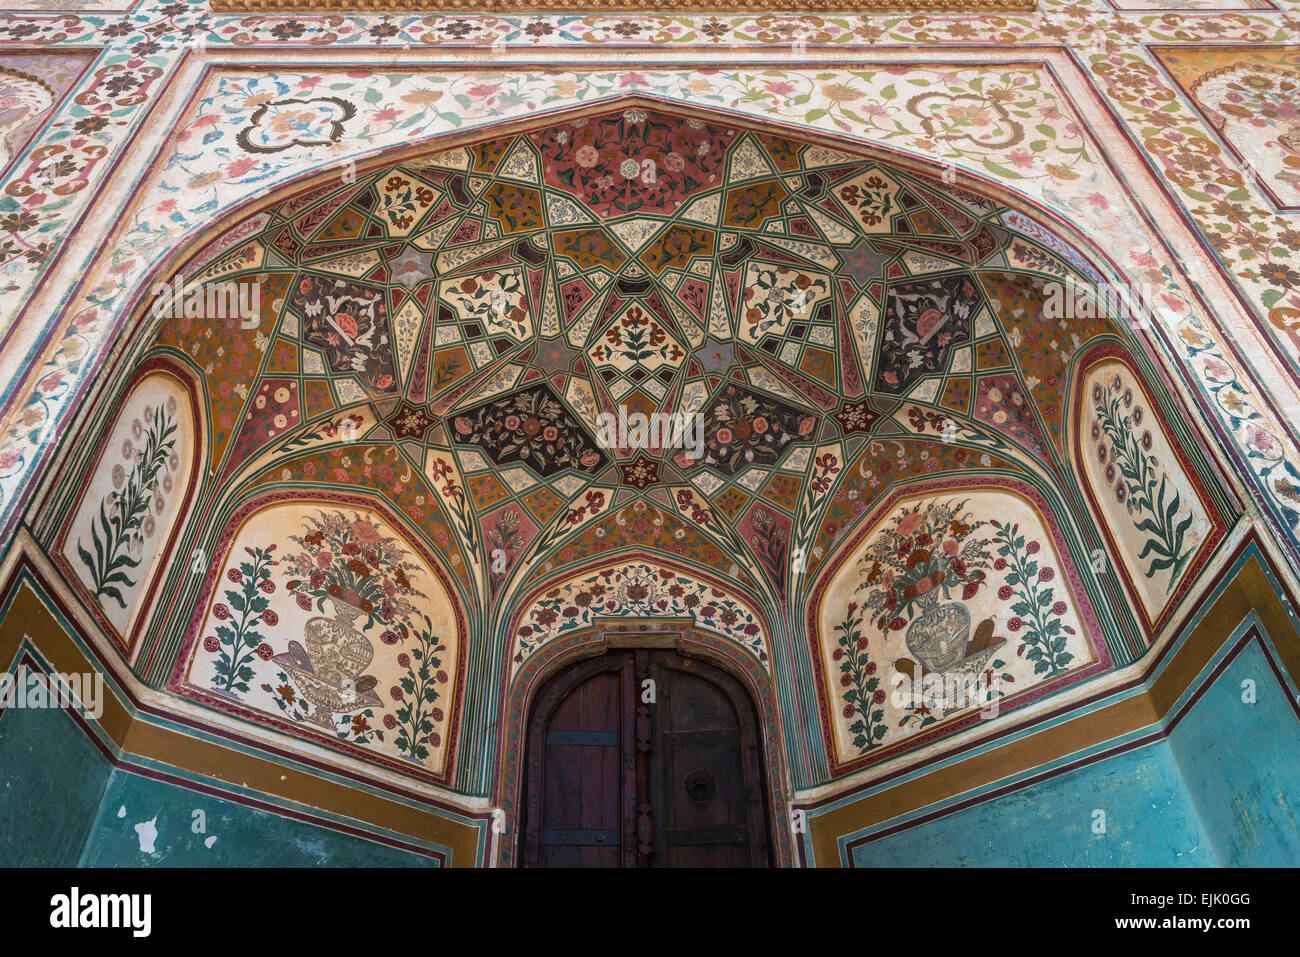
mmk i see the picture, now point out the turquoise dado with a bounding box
[846,625,1300,867]
[5,620,1297,866]
[0,698,441,867]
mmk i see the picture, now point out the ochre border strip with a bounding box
[804,539,1300,866]
[0,569,486,867]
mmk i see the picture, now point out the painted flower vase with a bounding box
[904,592,971,674]
[289,599,375,730]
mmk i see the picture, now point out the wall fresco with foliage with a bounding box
[1075,356,1215,625]
[58,369,194,648]
[178,500,462,781]
[5,7,1271,807]
[814,487,1103,772]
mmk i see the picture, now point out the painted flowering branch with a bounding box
[989,521,1074,677]
[834,603,887,753]
[748,506,788,586]
[206,545,279,697]
[787,451,841,598]
[387,615,447,765]
[1094,387,1193,589]
[77,402,177,608]
[427,456,484,567]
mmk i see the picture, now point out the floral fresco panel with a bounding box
[1075,358,1214,624]
[59,369,194,648]
[814,488,1102,771]
[179,501,461,780]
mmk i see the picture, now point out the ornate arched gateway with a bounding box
[18,97,1274,866]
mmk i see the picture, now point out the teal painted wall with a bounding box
[1169,642,1300,867]
[3,640,1296,867]
[851,741,1216,867]
[848,636,1300,868]
[0,697,112,866]
[79,770,439,867]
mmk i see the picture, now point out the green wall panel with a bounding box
[79,770,439,867]
[0,699,111,866]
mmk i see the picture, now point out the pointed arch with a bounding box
[53,356,203,657]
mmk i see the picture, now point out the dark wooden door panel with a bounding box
[524,655,635,868]
[651,655,767,867]
[523,646,770,868]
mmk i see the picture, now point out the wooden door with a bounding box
[522,648,770,867]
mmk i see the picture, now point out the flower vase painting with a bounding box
[180,502,460,779]
[815,489,1100,769]
[273,597,380,731]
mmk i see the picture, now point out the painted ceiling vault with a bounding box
[7,0,1300,865]
[40,100,1239,798]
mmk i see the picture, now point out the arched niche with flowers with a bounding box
[808,479,1109,777]
[171,494,464,785]
[57,362,200,655]
[1069,344,1225,635]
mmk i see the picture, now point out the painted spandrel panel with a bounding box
[1077,359,1211,624]
[178,502,461,780]
[0,69,54,171]
[814,489,1102,770]
[60,371,194,646]
[508,561,770,679]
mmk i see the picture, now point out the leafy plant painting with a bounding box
[77,402,177,609]
[988,520,1075,677]
[386,615,447,765]
[1092,378,1195,590]
[205,545,279,697]
[833,603,888,753]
